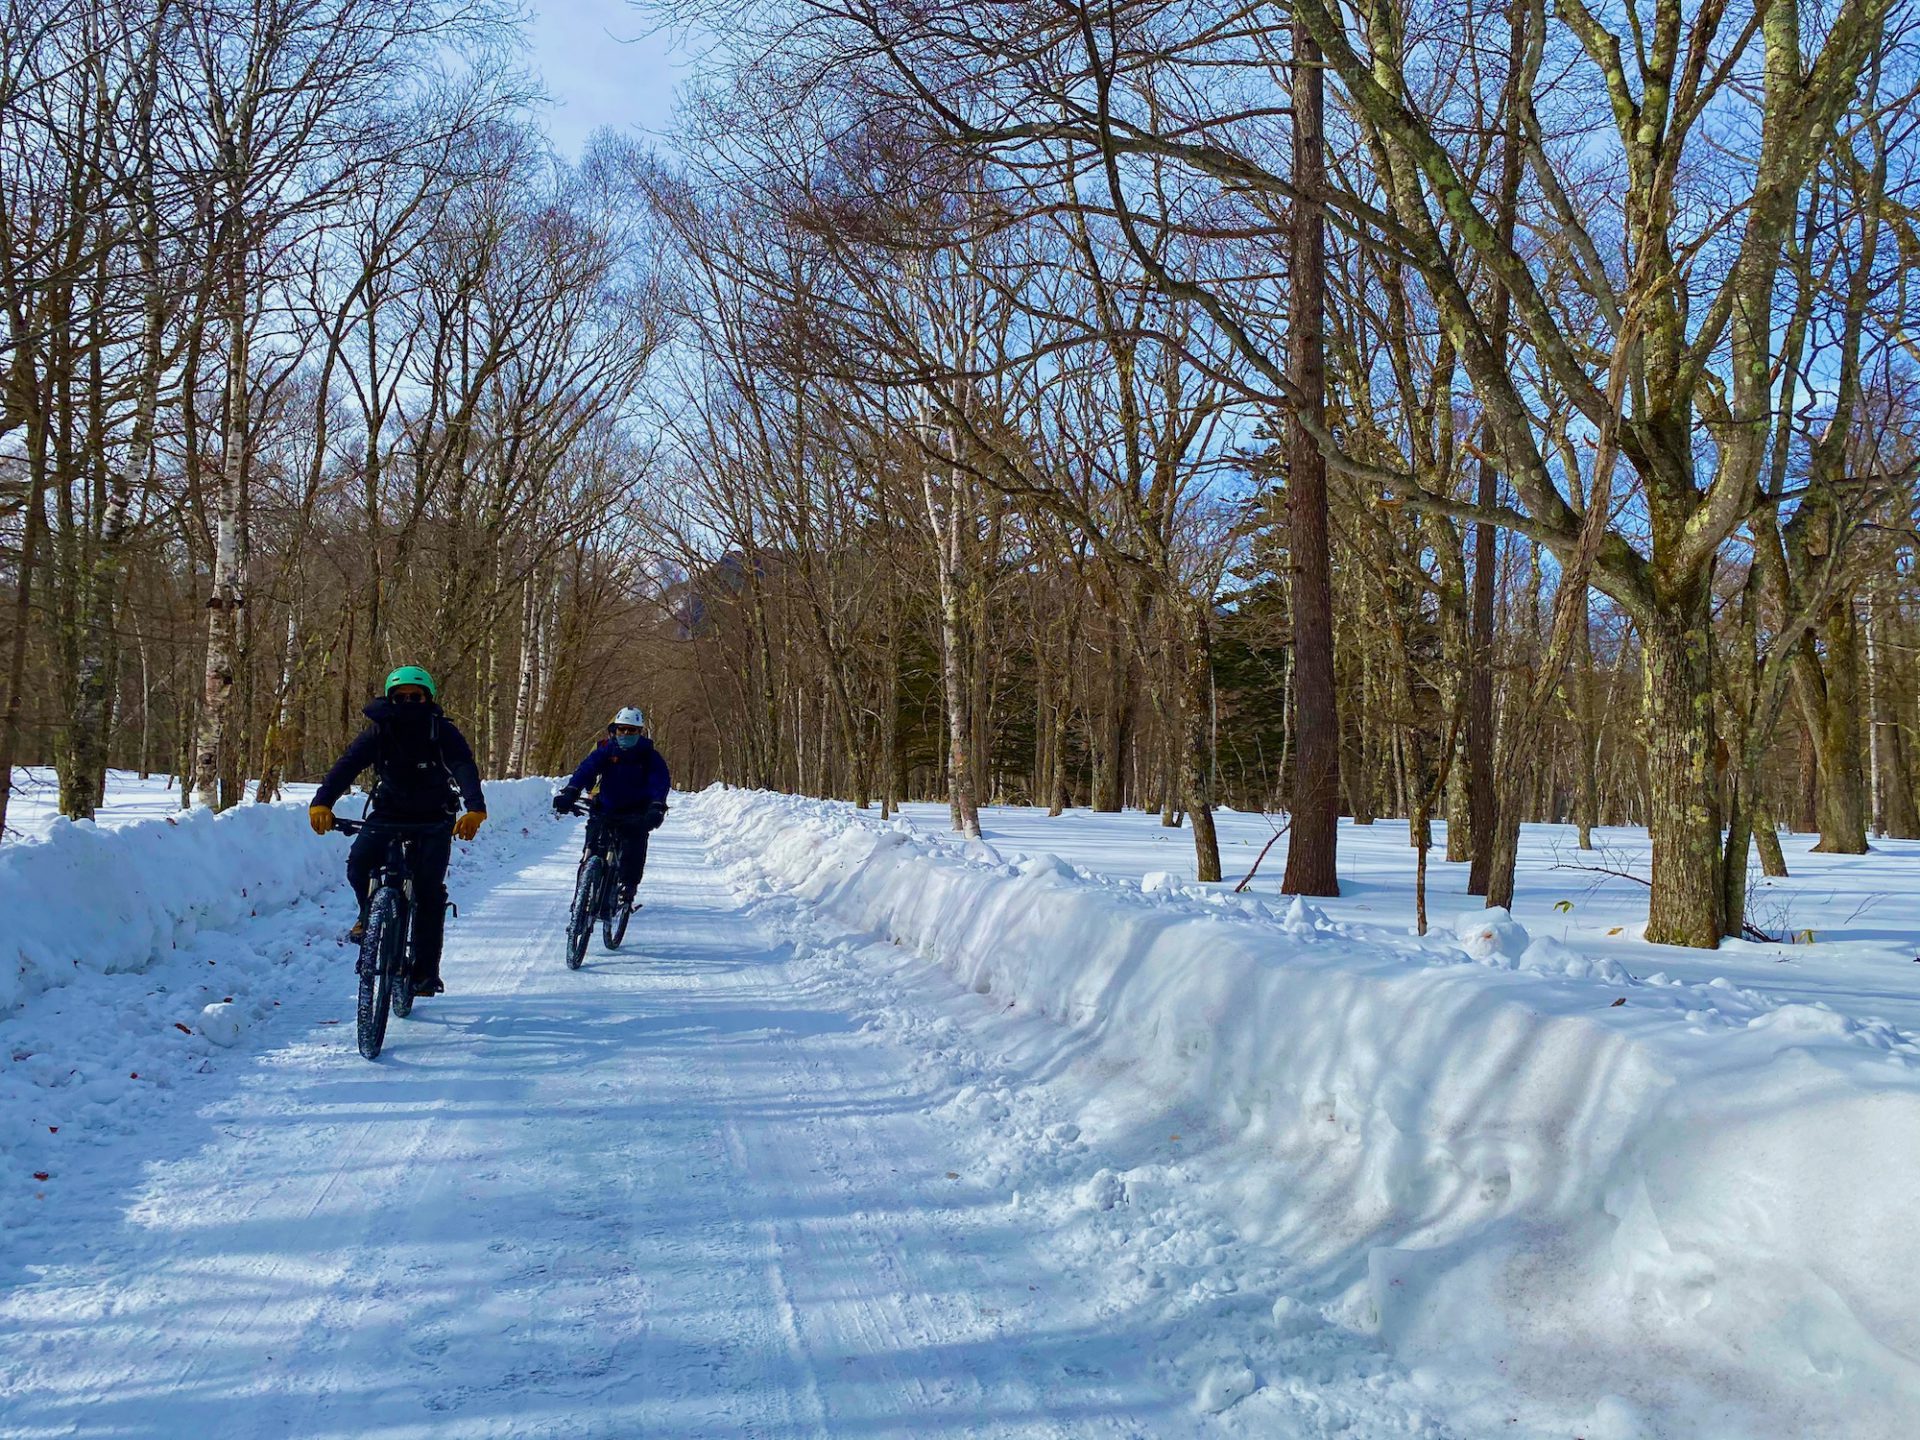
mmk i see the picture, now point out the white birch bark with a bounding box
[507,578,537,778]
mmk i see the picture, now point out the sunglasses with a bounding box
[612,725,642,736]
[391,688,431,704]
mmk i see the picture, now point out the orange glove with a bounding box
[308,805,335,836]
[454,810,486,842]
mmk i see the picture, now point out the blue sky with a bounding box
[526,1,688,156]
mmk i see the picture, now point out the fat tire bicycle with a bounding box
[334,816,452,1060]
[563,804,643,966]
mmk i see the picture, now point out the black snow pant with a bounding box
[348,823,453,981]
[585,811,651,897]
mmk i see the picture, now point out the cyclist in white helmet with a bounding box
[553,706,671,910]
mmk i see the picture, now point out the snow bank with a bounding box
[0,778,555,1016]
[0,779,561,1244]
[688,786,1920,1440]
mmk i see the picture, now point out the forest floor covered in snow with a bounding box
[3,768,318,843]
[1,772,1916,1438]
[894,801,1920,1032]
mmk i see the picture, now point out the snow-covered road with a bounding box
[9,782,1917,1439]
[0,817,1202,1439]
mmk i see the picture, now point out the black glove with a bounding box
[641,801,668,832]
[553,788,579,814]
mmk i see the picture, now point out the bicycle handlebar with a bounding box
[330,816,455,837]
[557,801,669,819]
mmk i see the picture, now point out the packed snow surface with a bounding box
[1,775,1915,1438]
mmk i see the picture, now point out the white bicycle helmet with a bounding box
[610,706,646,730]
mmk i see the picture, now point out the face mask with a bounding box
[387,703,432,734]
[615,732,641,750]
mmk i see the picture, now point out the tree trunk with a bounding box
[1464,0,1528,885]
[880,613,901,819]
[137,632,154,780]
[1484,752,1528,911]
[1797,727,1818,834]
[924,463,980,839]
[1722,791,1753,942]
[62,322,160,818]
[0,449,48,842]
[1048,671,1073,816]
[937,565,980,836]
[1444,725,1471,861]
[506,578,537,778]
[1811,594,1868,854]
[1868,581,1920,837]
[1170,599,1222,888]
[1091,622,1133,812]
[1281,19,1339,897]
[1754,809,1788,878]
[1641,602,1724,948]
[254,609,299,803]
[1568,585,1599,849]
[193,244,250,811]
[1033,629,1051,809]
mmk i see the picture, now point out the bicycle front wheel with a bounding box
[567,856,601,970]
[602,849,629,950]
[390,893,416,1020]
[357,888,400,1059]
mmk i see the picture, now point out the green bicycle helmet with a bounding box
[384,664,438,699]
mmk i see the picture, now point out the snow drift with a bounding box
[688,786,1920,1440]
[0,778,557,1017]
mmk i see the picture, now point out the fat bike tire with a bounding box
[567,857,601,970]
[357,889,400,1059]
[603,900,630,951]
[602,866,630,951]
[390,918,416,1020]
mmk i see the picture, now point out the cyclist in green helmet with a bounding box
[308,665,487,995]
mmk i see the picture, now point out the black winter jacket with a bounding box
[314,697,486,820]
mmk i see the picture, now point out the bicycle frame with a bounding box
[328,814,451,1058]
[565,804,622,895]
[333,817,451,963]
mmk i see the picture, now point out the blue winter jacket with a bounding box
[565,735,671,815]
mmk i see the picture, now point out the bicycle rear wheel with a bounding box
[357,888,400,1059]
[603,898,630,949]
[567,856,601,970]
